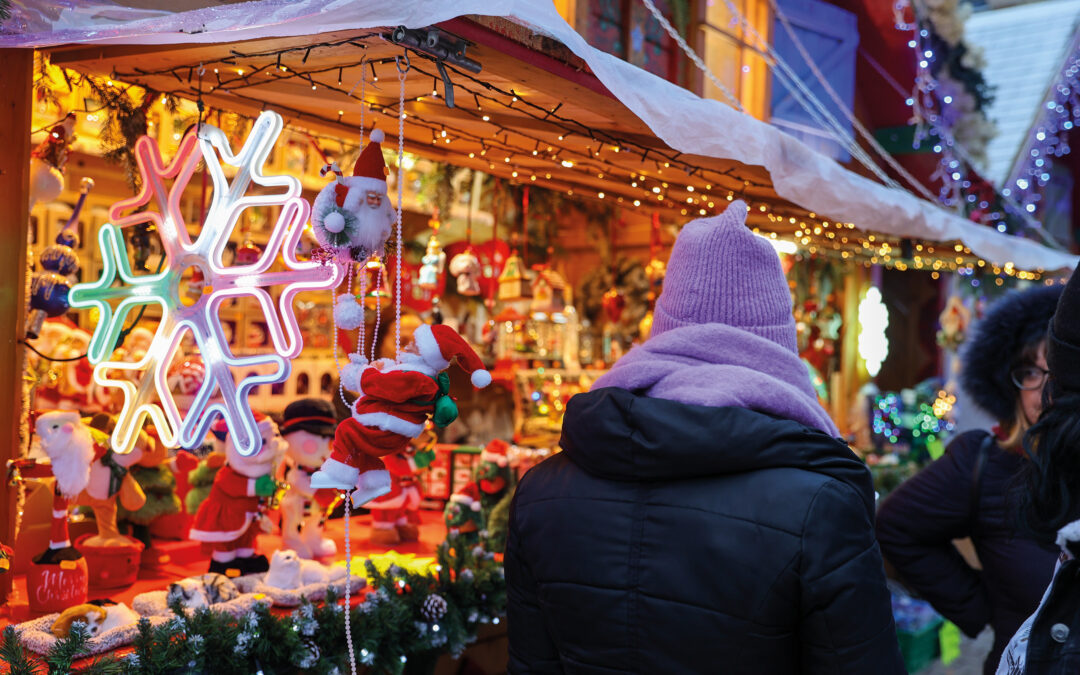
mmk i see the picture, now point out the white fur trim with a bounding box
[353,411,425,439]
[351,470,392,507]
[480,451,508,467]
[379,361,438,376]
[52,509,68,518]
[309,458,359,490]
[369,128,385,144]
[413,324,450,370]
[471,369,492,388]
[1056,520,1080,551]
[450,494,482,510]
[50,540,71,549]
[189,513,256,542]
[211,550,237,563]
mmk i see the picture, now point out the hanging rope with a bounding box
[343,492,357,675]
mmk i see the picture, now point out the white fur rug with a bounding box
[233,566,364,607]
[131,589,271,618]
[13,610,168,656]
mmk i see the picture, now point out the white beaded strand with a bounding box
[344,491,356,675]
[394,55,409,361]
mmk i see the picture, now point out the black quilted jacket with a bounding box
[506,387,905,674]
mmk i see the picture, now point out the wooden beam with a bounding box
[0,49,32,605]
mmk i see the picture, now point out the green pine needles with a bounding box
[2,534,506,674]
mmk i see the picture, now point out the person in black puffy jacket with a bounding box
[876,284,1063,675]
[506,202,904,673]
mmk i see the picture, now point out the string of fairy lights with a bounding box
[43,34,1048,280]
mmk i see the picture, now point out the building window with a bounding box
[579,0,680,82]
[698,0,771,119]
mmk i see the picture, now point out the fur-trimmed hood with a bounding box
[961,285,1062,423]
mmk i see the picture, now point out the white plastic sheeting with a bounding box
[2,0,1076,271]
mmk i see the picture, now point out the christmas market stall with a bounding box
[0,1,1076,672]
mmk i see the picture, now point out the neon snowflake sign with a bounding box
[69,111,341,456]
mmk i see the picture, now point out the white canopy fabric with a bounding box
[2,0,1076,271]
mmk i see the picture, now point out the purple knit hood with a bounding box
[594,201,840,437]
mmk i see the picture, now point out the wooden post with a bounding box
[0,49,33,605]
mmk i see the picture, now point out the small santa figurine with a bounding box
[279,399,339,559]
[365,429,430,546]
[311,129,395,260]
[310,324,491,504]
[189,413,286,575]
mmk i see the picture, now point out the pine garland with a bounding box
[6,535,506,674]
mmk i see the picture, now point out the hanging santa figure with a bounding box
[311,128,395,262]
[189,413,287,575]
[310,324,491,503]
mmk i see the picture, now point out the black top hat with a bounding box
[281,398,337,438]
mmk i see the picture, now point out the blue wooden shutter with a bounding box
[770,0,859,162]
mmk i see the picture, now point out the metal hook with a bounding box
[395,53,411,74]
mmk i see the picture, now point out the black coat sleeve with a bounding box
[800,480,907,674]
[505,491,562,674]
[875,433,991,636]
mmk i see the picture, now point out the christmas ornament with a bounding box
[362,256,392,311]
[421,594,448,622]
[310,324,491,499]
[234,237,263,265]
[448,249,482,296]
[68,111,341,456]
[29,113,76,208]
[27,179,92,339]
[418,209,446,291]
[530,265,568,316]
[497,252,531,301]
[311,129,394,262]
[334,292,365,331]
[167,356,206,396]
[280,398,339,559]
[190,413,287,575]
[602,287,626,323]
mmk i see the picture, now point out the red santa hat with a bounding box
[211,411,269,441]
[449,482,482,512]
[413,323,491,389]
[480,439,510,467]
[334,128,388,208]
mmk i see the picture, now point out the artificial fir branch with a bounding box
[44,622,90,674]
[1,626,38,675]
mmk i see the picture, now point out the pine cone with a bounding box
[421,594,448,622]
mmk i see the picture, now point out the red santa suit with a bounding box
[367,452,422,532]
[311,324,492,504]
[188,464,261,557]
[188,414,284,564]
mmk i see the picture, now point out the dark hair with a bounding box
[1019,379,1080,544]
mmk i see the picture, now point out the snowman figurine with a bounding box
[279,399,339,559]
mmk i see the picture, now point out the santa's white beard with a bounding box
[352,200,394,253]
[49,429,95,498]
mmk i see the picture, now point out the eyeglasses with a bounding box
[1010,365,1050,391]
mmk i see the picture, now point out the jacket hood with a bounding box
[561,387,872,510]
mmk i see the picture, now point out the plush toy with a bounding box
[279,399,338,559]
[26,411,149,559]
[51,602,139,638]
[183,452,226,514]
[189,414,286,575]
[166,573,240,609]
[443,482,484,544]
[310,324,491,504]
[311,129,394,260]
[365,450,424,546]
[475,439,515,551]
[264,549,332,590]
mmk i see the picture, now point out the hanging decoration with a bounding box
[68,111,341,456]
[311,129,394,264]
[418,209,446,291]
[449,184,482,297]
[28,113,76,208]
[27,178,93,339]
